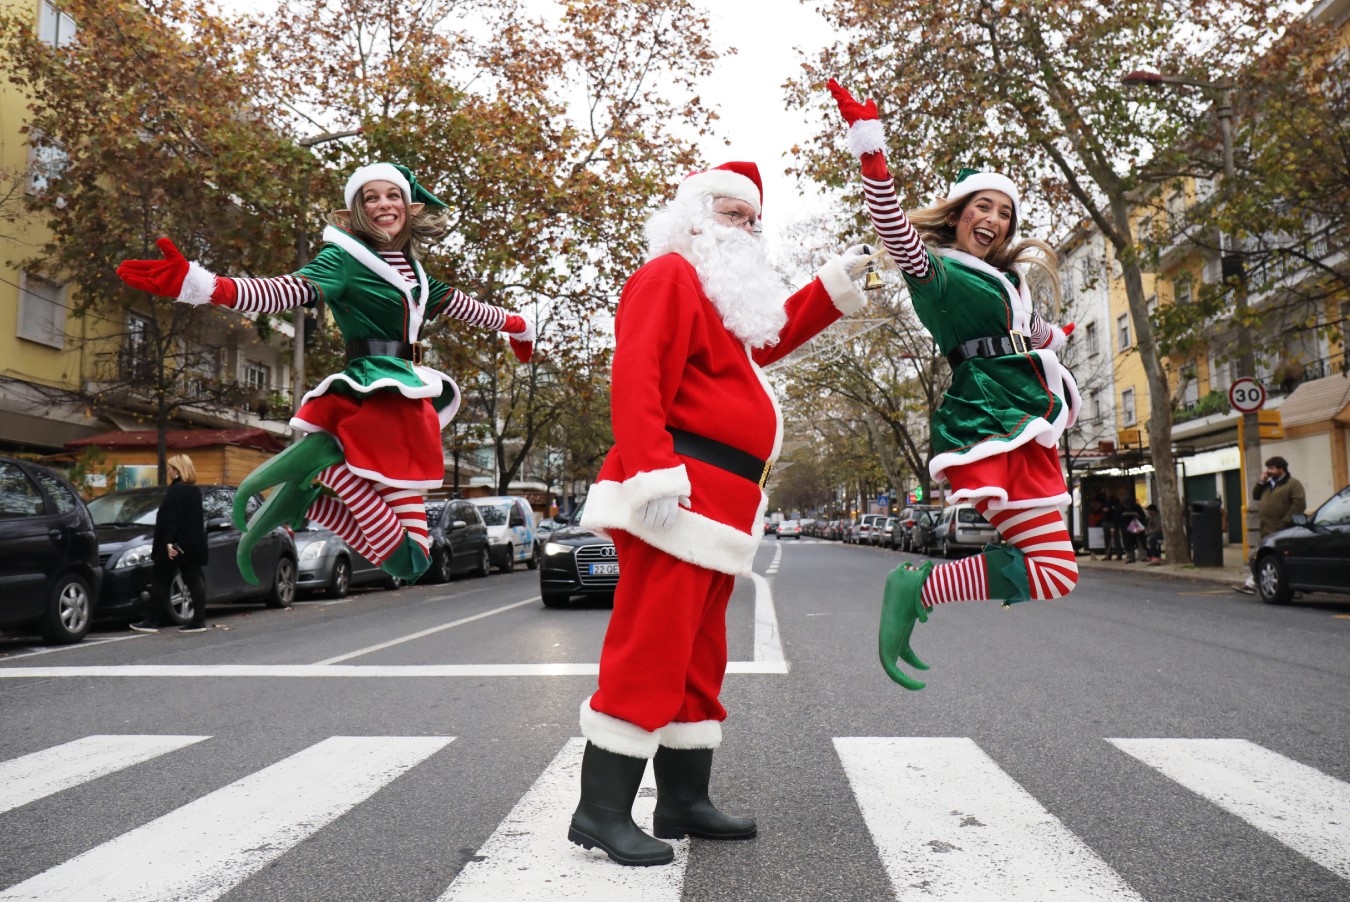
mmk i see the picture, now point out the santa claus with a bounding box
[571,162,872,866]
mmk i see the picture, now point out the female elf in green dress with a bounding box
[116,163,535,583]
[828,80,1081,689]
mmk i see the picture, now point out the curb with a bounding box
[1076,557,1249,587]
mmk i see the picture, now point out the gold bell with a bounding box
[864,268,884,291]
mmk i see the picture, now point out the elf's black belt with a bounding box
[667,427,773,488]
[946,330,1029,369]
[346,339,424,365]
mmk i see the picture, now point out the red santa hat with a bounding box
[675,161,763,215]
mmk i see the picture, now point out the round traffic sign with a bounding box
[1228,377,1266,413]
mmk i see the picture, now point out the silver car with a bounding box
[933,504,1000,557]
[294,526,401,597]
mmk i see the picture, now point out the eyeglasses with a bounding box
[714,210,763,234]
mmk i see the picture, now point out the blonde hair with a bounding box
[908,194,1060,303]
[326,189,450,260]
[166,453,197,485]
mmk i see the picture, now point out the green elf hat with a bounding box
[947,167,1021,240]
[343,162,447,211]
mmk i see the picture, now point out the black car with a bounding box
[0,457,101,643]
[538,505,617,608]
[894,505,940,551]
[423,498,492,583]
[909,509,941,556]
[1251,485,1350,605]
[89,485,297,625]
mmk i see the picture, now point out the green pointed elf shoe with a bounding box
[378,534,431,583]
[232,431,343,530]
[235,478,325,585]
[879,560,935,690]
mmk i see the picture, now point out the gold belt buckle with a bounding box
[1009,330,1028,354]
[758,461,773,489]
[411,342,424,365]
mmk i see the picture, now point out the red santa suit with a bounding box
[580,196,866,758]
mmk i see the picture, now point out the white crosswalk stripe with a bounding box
[0,736,452,902]
[834,737,1145,900]
[0,734,208,815]
[439,738,688,901]
[1109,737,1350,881]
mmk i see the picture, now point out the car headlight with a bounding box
[114,543,154,569]
[544,542,571,556]
[299,540,328,561]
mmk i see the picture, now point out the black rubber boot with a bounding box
[651,747,757,840]
[568,742,674,866]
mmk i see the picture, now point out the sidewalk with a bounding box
[1077,543,1250,587]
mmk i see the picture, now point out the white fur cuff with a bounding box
[579,697,660,759]
[506,316,536,343]
[659,720,722,749]
[818,258,867,315]
[847,119,887,159]
[177,261,216,306]
[1047,326,1067,352]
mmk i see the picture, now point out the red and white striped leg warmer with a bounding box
[982,505,1079,600]
[314,464,404,563]
[375,485,429,555]
[304,495,377,560]
[919,554,990,608]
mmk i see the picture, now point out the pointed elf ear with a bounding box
[334,209,353,224]
[408,202,425,217]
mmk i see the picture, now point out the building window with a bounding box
[1085,321,1099,356]
[39,1,77,47]
[1117,313,1132,351]
[1146,295,1158,320]
[121,313,155,382]
[1090,390,1103,422]
[26,137,68,195]
[244,360,271,391]
[16,273,67,349]
[1121,388,1136,426]
[1174,281,1192,306]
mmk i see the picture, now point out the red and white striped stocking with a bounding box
[919,502,1079,607]
[304,495,377,560]
[312,464,404,563]
[375,485,429,555]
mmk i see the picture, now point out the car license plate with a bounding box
[590,562,619,576]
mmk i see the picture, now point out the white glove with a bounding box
[639,495,688,531]
[838,243,876,281]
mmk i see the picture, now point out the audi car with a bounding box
[537,503,618,608]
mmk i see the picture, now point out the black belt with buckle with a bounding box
[946,330,1029,369]
[666,427,773,488]
[346,339,423,365]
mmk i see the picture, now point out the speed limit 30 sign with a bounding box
[1228,377,1267,413]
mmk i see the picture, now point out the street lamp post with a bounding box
[291,128,362,428]
[1122,70,1260,557]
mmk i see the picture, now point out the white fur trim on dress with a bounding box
[659,719,722,750]
[817,258,867,315]
[847,119,887,159]
[582,479,767,576]
[344,164,412,211]
[580,696,660,759]
[177,261,216,306]
[675,170,761,213]
[322,226,429,341]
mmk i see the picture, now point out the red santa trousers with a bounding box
[590,529,736,738]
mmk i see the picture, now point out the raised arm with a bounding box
[827,79,930,280]
[425,279,536,363]
[115,237,316,312]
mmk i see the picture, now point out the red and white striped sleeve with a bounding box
[861,171,930,279]
[429,287,508,330]
[228,276,316,314]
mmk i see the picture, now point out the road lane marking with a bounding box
[313,597,541,664]
[438,738,686,902]
[1109,738,1350,879]
[834,737,1144,901]
[0,736,452,902]
[764,540,782,575]
[0,735,209,815]
[0,635,145,660]
[0,662,782,678]
[747,572,787,671]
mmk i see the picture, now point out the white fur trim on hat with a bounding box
[579,696,660,759]
[676,170,761,214]
[344,163,412,210]
[946,172,1021,236]
[176,261,216,306]
[659,719,723,749]
[846,119,886,159]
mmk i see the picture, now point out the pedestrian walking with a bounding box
[1101,493,1125,561]
[828,79,1081,690]
[129,453,209,634]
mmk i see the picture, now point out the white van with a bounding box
[470,496,540,573]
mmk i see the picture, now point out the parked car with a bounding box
[910,509,941,556]
[857,513,887,546]
[933,503,999,557]
[764,519,778,537]
[424,498,492,583]
[89,485,297,625]
[538,502,618,608]
[470,495,540,572]
[0,457,101,644]
[894,505,941,551]
[776,519,802,539]
[1251,484,1350,605]
[878,516,898,548]
[294,525,401,597]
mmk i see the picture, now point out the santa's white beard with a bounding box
[646,203,788,348]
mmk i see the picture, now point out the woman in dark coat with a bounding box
[129,453,209,633]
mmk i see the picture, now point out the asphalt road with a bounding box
[0,538,1346,902]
